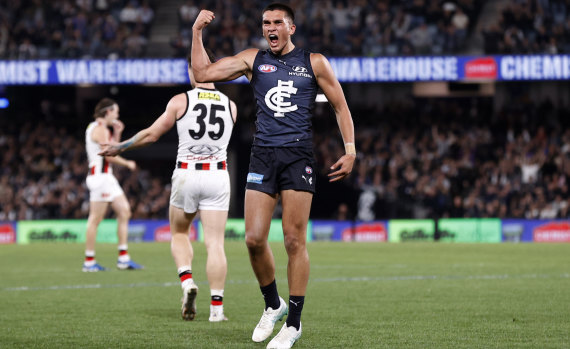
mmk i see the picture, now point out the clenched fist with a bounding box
[193,10,215,31]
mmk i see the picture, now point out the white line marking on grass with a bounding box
[3,273,569,292]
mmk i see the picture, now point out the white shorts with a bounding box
[86,173,124,202]
[170,168,230,213]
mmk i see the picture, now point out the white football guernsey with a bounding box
[85,121,112,174]
[176,88,234,164]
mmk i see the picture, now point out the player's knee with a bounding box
[87,215,104,226]
[245,232,265,251]
[283,233,305,254]
[117,208,131,220]
[205,240,224,253]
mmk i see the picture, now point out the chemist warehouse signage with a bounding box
[0,55,569,85]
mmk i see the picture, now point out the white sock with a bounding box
[179,265,194,289]
[118,245,130,262]
[84,250,95,266]
[177,265,192,275]
[211,289,224,297]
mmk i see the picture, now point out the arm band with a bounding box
[344,142,356,155]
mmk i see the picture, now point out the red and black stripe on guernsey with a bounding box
[91,158,110,175]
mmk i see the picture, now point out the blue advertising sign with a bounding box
[327,55,570,82]
[1,55,569,85]
[0,59,189,85]
[502,219,570,242]
[329,56,459,82]
[311,220,353,241]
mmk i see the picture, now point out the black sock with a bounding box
[260,279,280,310]
[286,295,304,330]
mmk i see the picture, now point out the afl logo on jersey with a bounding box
[305,166,313,174]
[258,64,277,73]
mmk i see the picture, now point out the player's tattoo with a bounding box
[120,135,138,150]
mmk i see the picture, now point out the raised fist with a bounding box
[193,10,215,31]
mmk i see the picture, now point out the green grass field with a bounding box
[1,242,569,348]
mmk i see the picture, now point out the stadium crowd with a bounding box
[314,97,570,221]
[175,0,483,57]
[4,0,570,59]
[483,0,570,54]
[0,0,155,59]
[0,0,484,59]
[1,96,569,222]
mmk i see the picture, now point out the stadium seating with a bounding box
[0,0,155,59]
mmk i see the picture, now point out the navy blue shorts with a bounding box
[246,145,316,194]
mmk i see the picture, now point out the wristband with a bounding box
[344,142,356,155]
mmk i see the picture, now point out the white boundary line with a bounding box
[3,273,569,292]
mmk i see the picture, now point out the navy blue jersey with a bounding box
[250,47,318,147]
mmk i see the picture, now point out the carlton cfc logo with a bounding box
[305,166,313,174]
[258,64,277,73]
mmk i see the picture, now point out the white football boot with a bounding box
[181,281,198,321]
[267,323,302,349]
[209,305,228,322]
[252,297,288,342]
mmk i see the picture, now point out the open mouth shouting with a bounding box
[268,34,279,47]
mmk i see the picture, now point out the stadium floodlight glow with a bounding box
[0,98,9,109]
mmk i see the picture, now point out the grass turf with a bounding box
[0,242,569,348]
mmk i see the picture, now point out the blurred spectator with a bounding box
[123,25,147,57]
[18,37,37,59]
[408,23,432,54]
[119,1,140,29]
[178,0,199,37]
[333,203,353,221]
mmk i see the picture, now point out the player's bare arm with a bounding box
[99,94,184,157]
[92,123,136,170]
[311,53,356,182]
[192,10,257,82]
